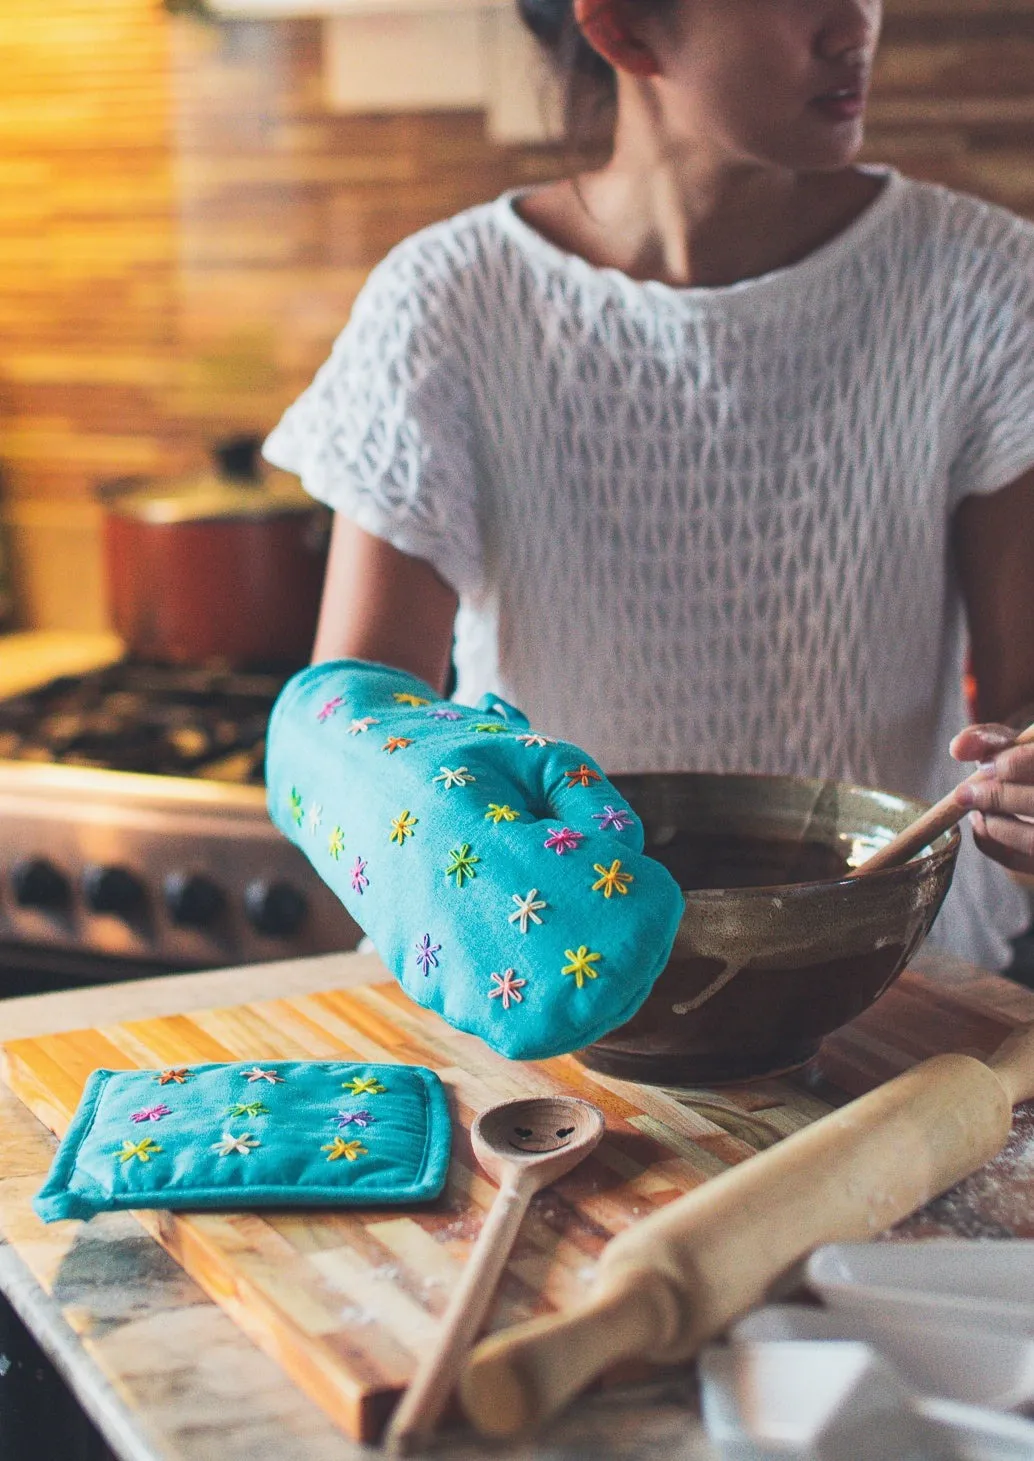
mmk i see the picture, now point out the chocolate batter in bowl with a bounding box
[576,772,960,1085]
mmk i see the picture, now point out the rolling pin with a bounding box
[459,1022,1034,1439]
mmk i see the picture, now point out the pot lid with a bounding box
[102,437,317,525]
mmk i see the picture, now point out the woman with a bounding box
[264,0,1034,970]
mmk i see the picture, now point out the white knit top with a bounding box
[264,166,1034,971]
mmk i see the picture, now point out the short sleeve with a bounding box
[947,212,1034,507]
[262,232,483,598]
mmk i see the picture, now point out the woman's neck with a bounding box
[517,96,885,289]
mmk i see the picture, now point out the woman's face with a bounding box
[645,0,883,172]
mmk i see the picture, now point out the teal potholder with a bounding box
[33,1060,451,1223]
[265,660,684,1062]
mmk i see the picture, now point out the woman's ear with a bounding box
[572,0,661,76]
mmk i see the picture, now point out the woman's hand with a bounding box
[951,722,1034,876]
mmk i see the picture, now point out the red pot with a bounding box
[100,439,329,670]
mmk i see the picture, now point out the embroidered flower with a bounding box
[351,856,369,893]
[393,692,430,707]
[348,717,378,735]
[488,968,527,1010]
[562,946,602,989]
[515,732,555,747]
[212,1132,260,1157]
[308,803,323,834]
[341,1076,386,1096]
[474,722,507,734]
[415,933,442,975]
[445,843,479,887]
[591,859,634,898]
[335,1110,374,1128]
[485,803,519,823]
[323,1137,368,1162]
[428,707,462,721]
[509,889,546,933]
[328,825,345,860]
[118,1137,162,1163]
[242,1066,285,1084]
[564,764,602,788]
[433,765,475,789]
[592,804,634,832]
[389,810,418,845]
[289,787,304,826]
[156,1068,190,1085]
[130,1104,172,1124]
[226,1101,269,1118]
[382,735,414,754]
[317,696,344,722]
[543,827,584,855]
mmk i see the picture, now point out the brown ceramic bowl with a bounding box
[576,772,960,1086]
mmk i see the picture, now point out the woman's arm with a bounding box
[951,465,1034,874]
[311,515,459,695]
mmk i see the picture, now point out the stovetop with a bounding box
[0,660,290,784]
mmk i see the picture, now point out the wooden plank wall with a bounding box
[1,0,1032,631]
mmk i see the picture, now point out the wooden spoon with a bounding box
[854,722,1034,876]
[383,1094,606,1454]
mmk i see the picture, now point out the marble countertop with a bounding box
[0,951,720,1461]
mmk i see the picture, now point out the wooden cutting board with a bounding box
[3,971,1033,1442]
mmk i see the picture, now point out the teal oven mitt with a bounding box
[265,660,684,1061]
[33,1059,450,1222]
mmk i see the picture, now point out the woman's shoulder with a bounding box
[889,172,1034,276]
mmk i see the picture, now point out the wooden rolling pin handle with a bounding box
[985,1019,1034,1106]
[458,1271,675,1440]
[858,721,1034,876]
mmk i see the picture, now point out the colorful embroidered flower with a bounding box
[393,692,430,707]
[226,1101,269,1118]
[428,707,462,721]
[156,1068,190,1085]
[485,803,519,823]
[382,735,414,754]
[289,787,304,826]
[242,1067,285,1084]
[415,933,442,975]
[433,765,475,789]
[474,722,506,734]
[389,810,418,845]
[130,1104,172,1124]
[348,717,378,735]
[445,843,479,887]
[322,1137,368,1162]
[212,1132,260,1157]
[562,946,602,989]
[308,803,323,834]
[317,696,344,722]
[565,764,602,788]
[488,968,527,1010]
[328,825,345,860]
[335,1110,374,1128]
[509,889,546,933]
[592,804,634,832]
[515,732,555,748]
[351,856,369,893]
[341,1076,387,1096]
[543,827,584,855]
[591,859,634,898]
[118,1137,162,1163]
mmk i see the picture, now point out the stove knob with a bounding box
[163,871,224,928]
[10,858,70,910]
[83,864,145,918]
[244,878,307,938]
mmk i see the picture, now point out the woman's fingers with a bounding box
[950,722,1020,763]
[971,810,1034,875]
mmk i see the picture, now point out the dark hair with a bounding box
[516,0,616,140]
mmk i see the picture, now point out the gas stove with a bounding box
[0,661,359,992]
